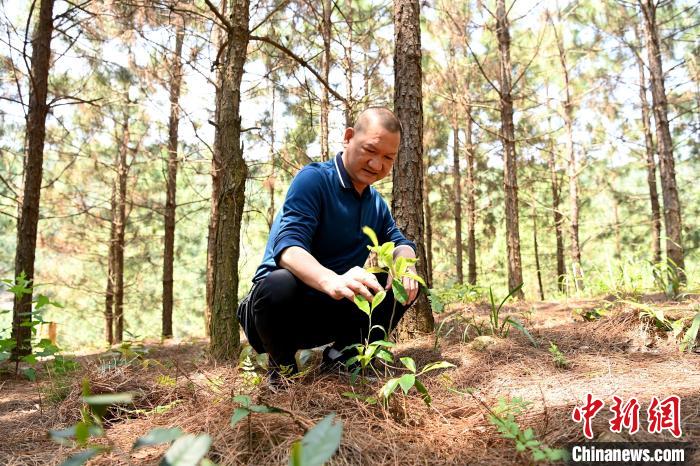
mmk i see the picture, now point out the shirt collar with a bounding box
[333,152,353,190]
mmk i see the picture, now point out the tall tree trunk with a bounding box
[105,184,116,345]
[343,0,353,128]
[548,143,566,292]
[320,0,331,160]
[12,0,55,359]
[206,0,228,338]
[532,205,545,301]
[639,0,685,277]
[267,86,276,229]
[465,111,477,285]
[114,110,129,343]
[162,15,185,339]
[552,16,583,290]
[392,0,433,335]
[452,125,463,284]
[495,0,524,298]
[210,0,250,361]
[634,24,662,264]
[423,155,433,288]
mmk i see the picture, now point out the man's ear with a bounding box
[343,127,354,145]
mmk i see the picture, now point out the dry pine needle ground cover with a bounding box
[1,295,699,465]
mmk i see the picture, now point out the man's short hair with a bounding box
[354,107,403,136]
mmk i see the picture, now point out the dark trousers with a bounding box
[237,269,414,369]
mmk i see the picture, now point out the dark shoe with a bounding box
[320,346,353,373]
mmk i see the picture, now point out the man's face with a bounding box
[342,121,400,193]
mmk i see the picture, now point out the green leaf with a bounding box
[369,339,395,348]
[395,257,407,277]
[232,394,252,407]
[398,374,415,394]
[371,290,386,312]
[160,433,212,466]
[680,312,700,352]
[288,413,343,466]
[505,317,539,348]
[59,448,102,466]
[362,226,379,247]
[364,267,386,274]
[353,295,370,316]
[230,408,250,427]
[83,392,134,405]
[133,427,184,449]
[413,379,432,405]
[50,424,103,446]
[23,367,37,381]
[249,404,283,414]
[375,349,394,363]
[400,357,416,373]
[419,361,456,374]
[392,279,408,304]
[380,378,400,400]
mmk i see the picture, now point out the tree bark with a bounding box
[452,125,463,284]
[320,0,331,160]
[634,20,662,265]
[392,0,433,335]
[552,15,583,290]
[343,0,353,128]
[639,0,684,277]
[423,155,433,288]
[465,111,477,285]
[532,205,545,301]
[209,0,249,361]
[548,142,566,292]
[162,14,185,339]
[105,184,116,345]
[12,0,55,359]
[113,109,129,343]
[206,0,228,338]
[495,0,524,298]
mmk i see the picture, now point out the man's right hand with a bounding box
[320,266,384,301]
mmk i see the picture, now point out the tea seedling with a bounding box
[548,342,570,369]
[488,284,538,347]
[379,356,455,406]
[289,413,343,466]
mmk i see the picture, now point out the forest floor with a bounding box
[1,294,699,465]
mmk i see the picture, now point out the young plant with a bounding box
[344,226,427,380]
[487,284,538,347]
[650,259,683,299]
[548,342,570,369]
[1,273,63,380]
[289,413,343,466]
[379,356,455,406]
[487,397,567,463]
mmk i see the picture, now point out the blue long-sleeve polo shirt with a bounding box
[252,152,416,283]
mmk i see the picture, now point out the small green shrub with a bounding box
[548,342,570,369]
[379,357,455,406]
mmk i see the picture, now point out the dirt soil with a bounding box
[1,295,699,465]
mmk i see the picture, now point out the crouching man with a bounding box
[238,107,420,379]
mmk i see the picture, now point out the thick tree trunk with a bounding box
[552,17,583,290]
[392,0,434,335]
[495,0,524,298]
[105,184,116,345]
[532,205,545,301]
[113,110,129,343]
[162,15,185,339]
[206,0,228,338]
[465,111,477,285]
[548,144,566,292]
[639,0,685,277]
[452,125,463,284]
[320,0,331,160]
[12,0,55,359]
[210,0,249,361]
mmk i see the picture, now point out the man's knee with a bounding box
[254,269,299,311]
